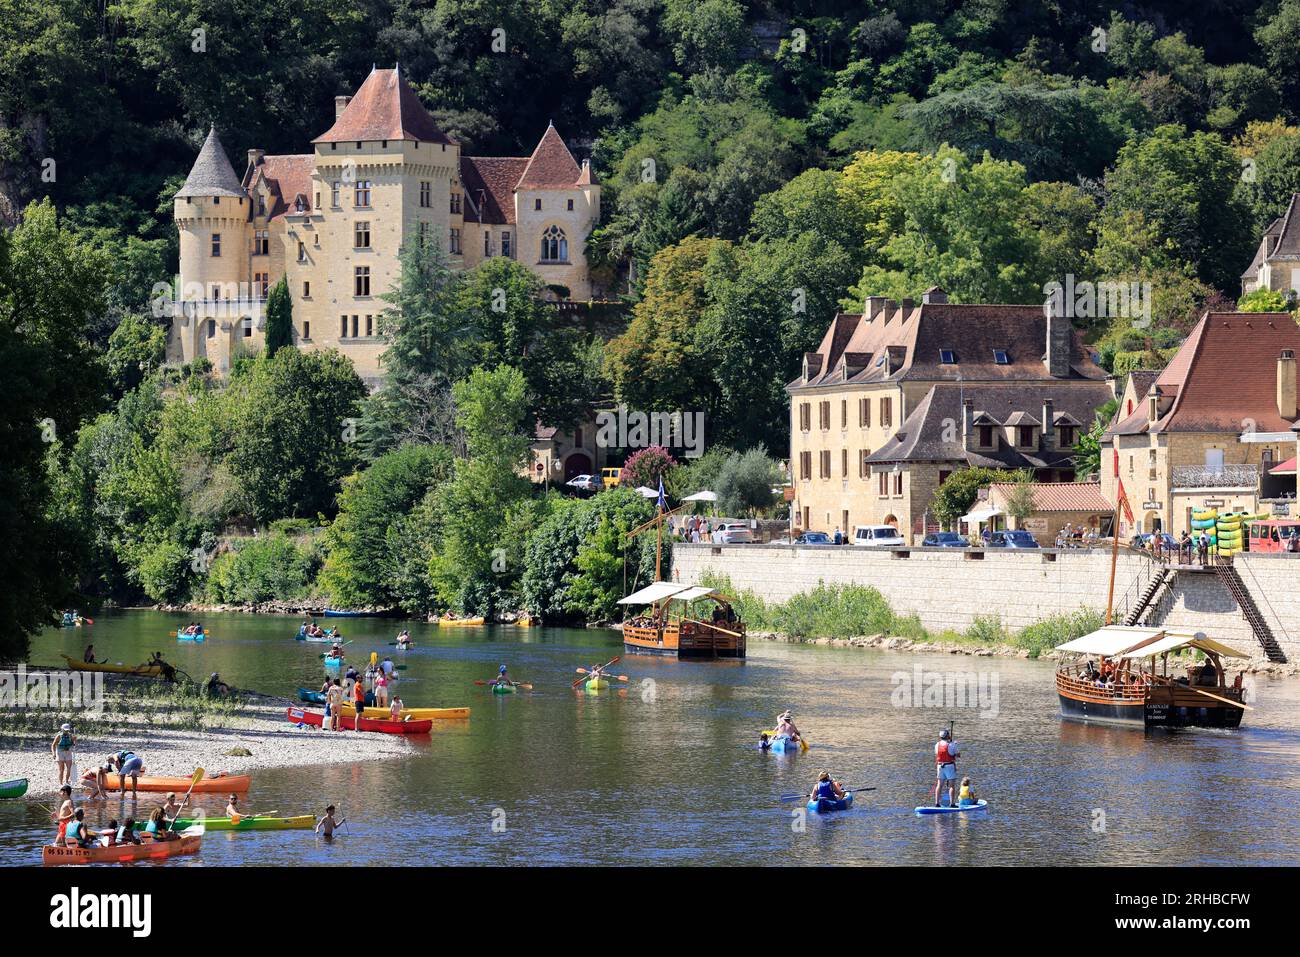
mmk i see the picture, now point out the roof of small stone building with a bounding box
[987,481,1111,512]
[459,156,530,225]
[246,154,314,220]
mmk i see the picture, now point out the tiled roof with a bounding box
[176,127,246,198]
[246,154,314,220]
[314,68,454,144]
[987,481,1111,512]
[1112,312,1300,435]
[1271,456,1296,475]
[516,123,581,189]
[459,156,529,225]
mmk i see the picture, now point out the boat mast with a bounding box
[1105,491,1121,624]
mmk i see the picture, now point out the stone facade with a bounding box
[169,68,600,386]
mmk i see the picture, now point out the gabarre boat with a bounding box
[616,482,746,659]
[1054,625,1250,729]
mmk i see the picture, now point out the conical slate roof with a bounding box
[176,127,247,198]
[516,122,582,188]
[313,67,454,145]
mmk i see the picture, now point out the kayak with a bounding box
[322,656,344,670]
[297,687,327,704]
[807,791,854,814]
[43,826,203,866]
[585,678,609,691]
[287,706,432,735]
[916,799,988,815]
[135,814,313,832]
[296,631,336,643]
[760,728,810,752]
[491,682,517,695]
[60,654,164,677]
[769,735,801,753]
[176,629,207,641]
[0,778,29,798]
[436,616,485,627]
[101,772,251,793]
[339,702,471,721]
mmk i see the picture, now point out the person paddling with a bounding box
[492,664,514,689]
[82,644,96,664]
[776,710,801,743]
[162,790,189,822]
[933,727,960,808]
[315,804,343,837]
[809,771,846,804]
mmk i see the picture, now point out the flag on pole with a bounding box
[1116,477,1134,525]
[657,475,667,511]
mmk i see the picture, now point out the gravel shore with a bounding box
[0,696,420,800]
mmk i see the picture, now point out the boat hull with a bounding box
[1056,673,1245,729]
[43,829,202,865]
[622,621,746,659]
[60,654,163,677]
[287,706,432,735]
[101,773,250,793]
[0,778,29,798]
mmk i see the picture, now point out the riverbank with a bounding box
[0,679,420,800]
[149,601,532,624]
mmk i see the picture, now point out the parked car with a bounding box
[717,522,754,544]
[1130,532,1177,552]
[922,531,968,548]
[851,524,906,547]
[601,467,622,489]
[986,529,1040,549]
[795,531,833,545]
[565,474,602,493]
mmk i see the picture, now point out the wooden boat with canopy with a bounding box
[1054,625,1251,729]
[618,581,746,658]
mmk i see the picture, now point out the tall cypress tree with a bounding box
[264,276,293,356]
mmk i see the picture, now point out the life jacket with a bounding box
[936,741,956,765]
[57,731,73,749]
[66,820,83,841]
[958,784,974,801]
[816,780,837,799]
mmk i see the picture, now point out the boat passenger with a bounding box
[494,664,512,688]
[389,696,403,722]
[775,710,801,742]
[315,805,342,837]
[957,777,978,808]
[100,819,120,847]
[758,732,771,751]
[143,807,174,841]
[53,785,75,844]
[809,771,846,803]
[162,790,188,822]
[226,794,246,819]
[83,645,96,664]
[933,729,960,808]
[64,809,91,848]
[118,817,142,845]
[1197,659,1219,686]
[381,656,395,678]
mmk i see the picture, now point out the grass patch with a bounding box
[0,676,247,739]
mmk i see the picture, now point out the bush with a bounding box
[715,446,781,517]
[202,534,321,604]
[1014,607,1103,658]
[963,614,1008,645]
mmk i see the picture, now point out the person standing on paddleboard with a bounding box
[934,728,960,808]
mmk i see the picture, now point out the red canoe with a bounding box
[286,706,431,735]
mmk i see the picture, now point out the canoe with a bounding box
[287,706,432,735]
[760,728,811,751]
[324,609,369,617]
[295,631,337,642]
[585,678,609,691]
[297,687,327,704]
[135,814,313,832]
[176,629,207,642]
[322,656,344,670]
[100,772,250,793]
[60,654,163,677]
[807,791,855,814]
[916,799,988,815]
[339,702,471,721]
[436,616,485,627]
[769,735,801,754]
[43,826,203,866]
[0,778,29,798]
[491,683,517,695]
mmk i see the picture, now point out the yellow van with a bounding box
[601,467,623,489]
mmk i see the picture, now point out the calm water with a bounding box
[3,609,1299,866]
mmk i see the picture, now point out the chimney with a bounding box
[899,297,914,318]
[864,296,888,320]
[1041,399,1055,450]
[881,300,898,324]
[1279,349,1297,420]
[922,286,948,304]
[962,399,974,450]
[335,95,352,119]
[247,148,264,168]
[1046,308,1071,378]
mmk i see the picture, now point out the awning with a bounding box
[960,506,1003,524]
[669,585,720,602]
[618,581,690,605]
[1270,456,1296,476]
[682,490,718,502]
[1055,626,1164,656]
[1116,630,1251,661]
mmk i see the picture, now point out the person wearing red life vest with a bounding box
[933,728,960,808]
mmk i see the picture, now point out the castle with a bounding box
[168,66,601,385]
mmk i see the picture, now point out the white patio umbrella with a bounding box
[682,490,718,502]
[633,485,659,498]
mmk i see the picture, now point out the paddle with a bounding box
[572,655,621,689]
[575,668,628,681]
[780,787,875,803]
[166,768,204,829]
[475,680,534,690]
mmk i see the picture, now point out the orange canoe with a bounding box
[100,772,250,793]
[42,827,203,865]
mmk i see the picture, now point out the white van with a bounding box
[851,524,906,547]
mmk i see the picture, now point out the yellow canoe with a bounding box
[60,654,164,677]
[436,617,485,627]
[337,702,471,721]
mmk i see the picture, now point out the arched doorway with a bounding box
[564,453,592,481]
[883,514,899,528]
[1143,510,1161,533]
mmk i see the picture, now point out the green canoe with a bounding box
[133,814,314,832]
[0,778,28,799]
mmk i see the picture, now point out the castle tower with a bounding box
[173,127,253,371]
[513,123,600,300]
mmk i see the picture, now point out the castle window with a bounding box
[257,194,266,216]
[567,199,574,211]
[315,191,320,209]
[303,281,310,298]
[365,315,373,337]
[1059,425,1075,446]
[1018,426,1034,447]
[254,272,268,298]
[978,425,993,447]
[302,320,310,340]
[354,221,370,249]
[298,242,306,263]
[355,181,371,208]
[485,231,492,257]
[354,266,370,297]
[450,192,460,214]
[993,349,1009,364]
[449,228,461,254]
[331,182,340,207]
[939,349,955,364]
[340,315,348,338]
[420,181,431,208]
[880,397,892,429]
[243,317,253,338]
[211,233,221,257]
[351,315,359,337]
[502,232,511,258]
[207,320,216,338]
[534,198,542,211]
[254,230,269,255]
[540,225,567,262]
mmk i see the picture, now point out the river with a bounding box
[3,609,1299,866]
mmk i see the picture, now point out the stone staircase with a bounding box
[1212,564,1288,663]
[1123,566,1172,626]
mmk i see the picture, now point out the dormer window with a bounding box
[939,349,956,364]
[1017,426,1034,447]
[993,349,1009,364]
[978,425,994,448]
[257,194,266,216]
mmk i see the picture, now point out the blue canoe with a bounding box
[323,610,367,618]
[769,736,801,753]
[916,799,987,816]
[297,687,326,704]
[807,791,854,814]
[176,629,207,642]
[322,656,344,670]
[295,629,337,642]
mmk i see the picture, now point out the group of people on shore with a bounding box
[51,725,148,796]
[319,655,403,730]
[673,515,725,544]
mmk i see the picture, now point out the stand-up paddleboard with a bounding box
[916,799,987,815]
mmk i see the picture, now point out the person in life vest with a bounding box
[957,776,978,808]
[809,770,846,803]
[933,728,960,808]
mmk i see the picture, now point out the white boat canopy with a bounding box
[682,490,718,502]
[618,581,722,605]
[1056,625,1250,660]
